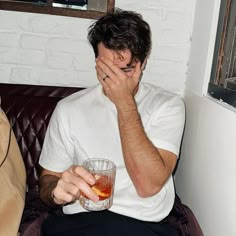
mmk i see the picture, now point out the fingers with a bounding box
[132,61,142,83]
[53,166,99,204]
[96,57,127,84]
[96,57,142,83]
[53,180,79,204]
[95,63,115,91]
[72,165,96,186]
[96,64,109,83]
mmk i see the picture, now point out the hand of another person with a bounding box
[96,57,142,107]
[51,165,99,205]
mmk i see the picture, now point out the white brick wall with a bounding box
[20,34,48,50]
[0,0,195,95]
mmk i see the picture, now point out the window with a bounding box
[0,0,115,19]
[209,0,236,108]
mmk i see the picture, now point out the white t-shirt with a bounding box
[39,82,185,222]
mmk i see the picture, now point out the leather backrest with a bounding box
[0,83,83,191]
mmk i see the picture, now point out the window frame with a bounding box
[0,0,115,19]
[208,0,236,108]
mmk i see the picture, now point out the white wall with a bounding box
[0,0,195,94]
[175,0,236,235]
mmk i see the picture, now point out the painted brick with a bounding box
[73,53,95,71]
[20,34,48,50]
[148,60,186,75]
[10,67,34,84]
[0,48,45,65]
[11,67,64,85]
[0,46,11,54]
[0,11,29,31]
[0,64,11,82]
[48,38,87,54]
[150,45,189,62]
[35,68,78,86]
[146,0,186,9]
[29,14,90,38]
[160,29,189,44]
[46,51,73,69]
[0,32,18,47]
[69,71,98,87]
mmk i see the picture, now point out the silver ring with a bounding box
[102,75,109,81]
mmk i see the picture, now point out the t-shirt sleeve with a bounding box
[39,102,74,172]
[148,96,185,156]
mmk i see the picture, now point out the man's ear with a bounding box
[141,58,147,71]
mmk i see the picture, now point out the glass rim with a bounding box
[82,158,116,172]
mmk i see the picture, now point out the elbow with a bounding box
[135,183,162,198]
[131,172,167,198]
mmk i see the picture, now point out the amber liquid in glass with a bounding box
[91,174,112,200]
[82,174,112,200]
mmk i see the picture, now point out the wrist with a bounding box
[115,95,136,111]
[39,174,63,208]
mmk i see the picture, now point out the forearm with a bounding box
[39,174,61,207]
[117,96,169,197]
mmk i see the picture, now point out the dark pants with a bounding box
[41,210,179,236]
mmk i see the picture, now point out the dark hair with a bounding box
[87,8,152,64]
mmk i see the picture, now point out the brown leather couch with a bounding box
[0,83,203,236]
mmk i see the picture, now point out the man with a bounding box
[39,9,185,236]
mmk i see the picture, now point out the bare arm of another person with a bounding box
[96,57,181,198]
[39,166,99,207]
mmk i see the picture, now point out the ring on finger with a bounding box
[102,75,109,81]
